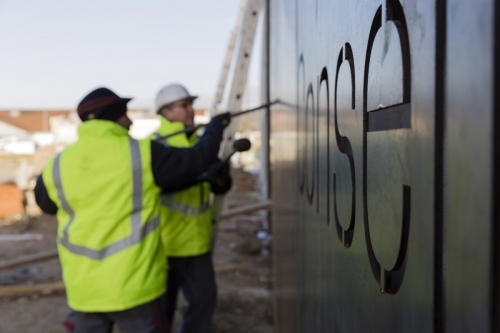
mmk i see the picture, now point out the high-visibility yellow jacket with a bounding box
[42,120,165,312]
[151,116,212,257]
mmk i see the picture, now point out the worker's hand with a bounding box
[210,160,232,195]
[198,160,232,194]
[211,112,231,128]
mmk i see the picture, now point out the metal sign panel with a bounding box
[269,0,498,332]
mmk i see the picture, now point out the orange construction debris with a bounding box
[0,183,23,218]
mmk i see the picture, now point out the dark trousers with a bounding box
[64,297,169,333]
[163,252,217,333]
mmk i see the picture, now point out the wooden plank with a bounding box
[0,281,65,297]
[0,234,44,241]
[220,200,273,219]
[0,249,58,272]
[0,263,253,296]
[214,262,253,273]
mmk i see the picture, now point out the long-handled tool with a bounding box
[153,99,287,253]
[198,138,251,182]
[153,100,280,142]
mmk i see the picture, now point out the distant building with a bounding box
[0,108,211,149]
[0,110,78,186]
[194,109,210,124]
[0,120,27,138]
[0,110,79,154]
[0,110,73,133]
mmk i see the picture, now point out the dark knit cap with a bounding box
[77,87,132,122]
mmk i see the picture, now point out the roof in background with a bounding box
[0,110,73,132]
[0,121,28,137]
[0,109,207,133]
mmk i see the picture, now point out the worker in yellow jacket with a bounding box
[34,87,230,333]
[151,84,232,333]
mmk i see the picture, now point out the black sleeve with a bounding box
[151,118,224,193]
[34,175,58,215]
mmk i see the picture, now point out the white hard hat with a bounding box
[155,83,198,113]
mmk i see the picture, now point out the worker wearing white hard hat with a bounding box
[154,83,198,125]
[151,83,231,333]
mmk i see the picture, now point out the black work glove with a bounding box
[198,160,233,194]
[211,112,231,128]
[210,160,232,195]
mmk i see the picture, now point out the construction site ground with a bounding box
[0,168,273,333]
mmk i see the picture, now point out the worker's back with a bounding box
[42,120,165,312]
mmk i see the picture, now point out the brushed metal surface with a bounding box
[445,1,494,332]
[269,0,498,332]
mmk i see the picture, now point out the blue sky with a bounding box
[0,0,245,109]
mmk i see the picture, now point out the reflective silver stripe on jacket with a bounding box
[160,194,210,216]
[153,132,169,147]
[53,138,160,260]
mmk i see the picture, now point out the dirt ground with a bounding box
[0,168,273,333]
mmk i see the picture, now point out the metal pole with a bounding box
[260,0,271,233]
